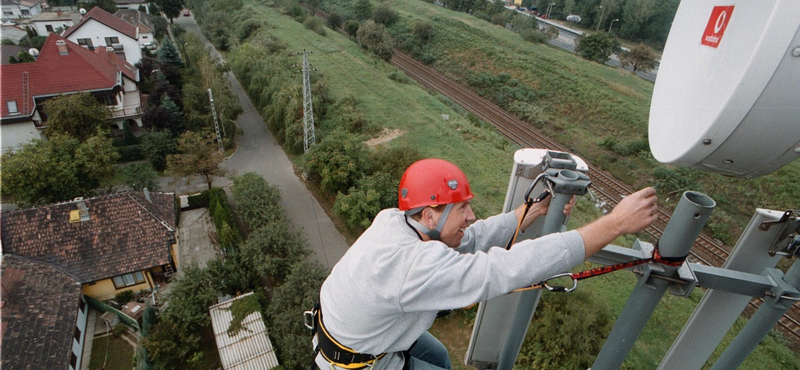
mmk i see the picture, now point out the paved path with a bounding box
[169,14,350,270]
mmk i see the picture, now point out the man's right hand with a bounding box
[577,187,659,259]
[607,187,658,235]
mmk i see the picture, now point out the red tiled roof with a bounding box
[1,191,177,283]
[63,6,137,40]
[1,255,82,369]
[0,34,138,118]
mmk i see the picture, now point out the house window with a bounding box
[21,9,30,15]
[79,297,86,313]
[99,94,117,106]
[104,36,120,46]
[73,326,82,342]
[7,101,18,115]
[46,25,54,32]
[77,38,93,49]
[69,353,77,369]
[141,35,148,39]
[112,271,146,289]
[2,11,13,16]
[115,51,126,61]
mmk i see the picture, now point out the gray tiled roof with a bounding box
[1,254,82,369]
[1,191,177,283]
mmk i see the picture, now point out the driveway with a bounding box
[170,14,350,270]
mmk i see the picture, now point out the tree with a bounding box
[372,4,398,26]
[90,0,118,14]
[412,20,433,43]
[303,129,373,194]
[120,163,160,191]
[356,20,394,62]
[619,42,658,73]
[575,31,620,64]
[240,220,309,283]
[266,261,327,369]
[353,0,373,20]
[154,0,184,23]
[157,38,183,66]
[139,129,176,171]
[44,93,112,142]
[231,172,286,231]
[9,50,35,64]
[1,134,118,206]
[333,172,398,229]
[326,12,343,30]
[167,131,228,189]
[344,20,360,38]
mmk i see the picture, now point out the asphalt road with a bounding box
[172,14,350,270]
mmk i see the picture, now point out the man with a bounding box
[313,158,658,370]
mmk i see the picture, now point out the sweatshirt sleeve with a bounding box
[455,211,518,254]
[398,230,585,312]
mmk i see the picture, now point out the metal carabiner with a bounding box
[543,272,578,293]
[304,310,315,330]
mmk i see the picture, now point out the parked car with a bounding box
[566,14,582,23]
[183,9,190,16]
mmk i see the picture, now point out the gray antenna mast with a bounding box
[208,88,223,153]
[301,49,316,153]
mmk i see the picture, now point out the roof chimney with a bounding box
[69,197,91,223]
[55,40,68,55]
[106,46,114,52]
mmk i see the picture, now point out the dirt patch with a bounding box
[365,128,404,147]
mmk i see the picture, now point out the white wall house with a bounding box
[0,35,142,153]
[30,10,80,35]
[63,6,142,64]
[115,9,155,49]
[1,0,42,21]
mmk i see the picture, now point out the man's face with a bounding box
[436,200,476,248]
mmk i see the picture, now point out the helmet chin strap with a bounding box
[405,203,454,241]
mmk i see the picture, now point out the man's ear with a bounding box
[422,207,438,229]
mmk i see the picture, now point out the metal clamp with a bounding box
[543,272,578,293]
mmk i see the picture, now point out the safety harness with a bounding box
[307,304,411,370]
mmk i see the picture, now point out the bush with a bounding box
[120,163,160,191]
[333,172,398,229]
[187,190,209,208]
[344,20,360,38]
[117,144,144,162]
[372,4,398,26]
[326,12,344,30]
[356,20,394,61]
[115,290,136,304]
[304,129,374,194]
[231,173,286,231]
[521,28,548,44]
[303,17,326,36]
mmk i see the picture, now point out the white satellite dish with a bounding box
[28,48,39,57]
[649,0,800,178]
[79,8,86,15]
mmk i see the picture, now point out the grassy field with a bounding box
[88,334,134,370]
[201,0,800,368]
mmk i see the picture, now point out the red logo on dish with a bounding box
[701,6,734,48]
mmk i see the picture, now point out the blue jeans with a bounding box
[409,332,452,370]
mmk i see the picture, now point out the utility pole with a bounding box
[609,18,619,33]
[300,49,317,153]
[208,89,224,153]
[597,5,606,32]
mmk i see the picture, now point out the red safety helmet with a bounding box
[398,158,474,212]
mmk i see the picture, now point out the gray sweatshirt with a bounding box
[316,208,585,370]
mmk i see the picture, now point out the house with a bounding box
[114,0,152,13]
[1,255,89,370]
[115,8,155,49]
[1,0,43,21]
[0,34,142,153]
[30,10,81,35]
[209,293,281,370]
[0,23,28,43]
[1,190,179,301]
[63,6,142,63]
[0,44,28,63]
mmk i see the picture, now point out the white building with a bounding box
[30,10,81,35]
[63,6,142,63]
[1,0,42,21]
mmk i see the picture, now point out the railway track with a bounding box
[389,50,800,346]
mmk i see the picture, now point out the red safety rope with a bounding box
[514,245,687,293]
